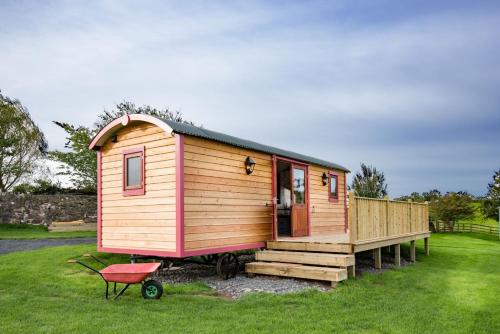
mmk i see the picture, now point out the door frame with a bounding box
[271,155,310,240]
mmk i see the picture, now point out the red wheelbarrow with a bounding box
[68,254,163,300]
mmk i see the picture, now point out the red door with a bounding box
[291,165,308,237]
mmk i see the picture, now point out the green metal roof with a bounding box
[160,118,349,172]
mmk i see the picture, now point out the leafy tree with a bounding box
[350,163,388,198]
[49,101,193,193]
[0,92,48,192]
[395,189,442,203]
[482,169,500,221]
[48,123,96,192]
[430,192,474,224]
[94,101,193,130]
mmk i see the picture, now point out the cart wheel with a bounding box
[201,254,219,264]
[141,280,163,299]
[216,253,239,280]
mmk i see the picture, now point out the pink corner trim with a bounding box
[271,155,277,240]
[307,164,311,236]
[97,150,102,248]
[88,114,173,150]
[122,146,145,196]
[175,134,185,257]
[344,171,348,233]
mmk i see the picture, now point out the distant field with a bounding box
[0,224,96,240]
[458,202,498,226]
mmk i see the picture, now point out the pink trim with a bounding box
[274,156,311,238]
[271,155,277,240]
[328,171,340,203]
[122,146,145,196]
[307,165,311,236]
[97,242,266,258]
[182,243,266,257]
[344,171,348,233]
[88,114,173,150]
[175,134,185,257]
[97,150,102,248]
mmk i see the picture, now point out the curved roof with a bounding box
[89,114,349,172]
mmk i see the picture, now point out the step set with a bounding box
[245,242,356,286]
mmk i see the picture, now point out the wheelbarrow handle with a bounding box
[83,253,109,267]
[67,259,102,275]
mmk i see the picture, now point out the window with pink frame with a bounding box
[123,147,145,196]
[328,172,339,202]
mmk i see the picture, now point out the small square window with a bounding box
[123,147,145,196]
[328,173,339,202]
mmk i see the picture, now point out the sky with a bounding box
[1,0,499,197]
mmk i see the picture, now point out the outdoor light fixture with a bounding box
[111,135,118,143]
[322,172,328,186]
[245,156,256,175]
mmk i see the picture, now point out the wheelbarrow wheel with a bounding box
[141,280,163,300]
[216,253,239,280]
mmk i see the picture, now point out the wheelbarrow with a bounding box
[67,254,163,300]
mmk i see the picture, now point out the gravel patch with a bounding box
[0,238,96,255]
[157,254,330,299]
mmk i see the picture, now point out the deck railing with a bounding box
[348,192,429,244]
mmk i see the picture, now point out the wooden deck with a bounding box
[246,194,431,285]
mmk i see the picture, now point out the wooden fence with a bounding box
[434,221,499,236]
[348,192,429,243]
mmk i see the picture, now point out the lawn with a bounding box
[0,223,96,239]
[0,233,499,333]
[458,202,498,226]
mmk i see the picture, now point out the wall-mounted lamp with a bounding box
[111,135,118,143]
[245,156,256,175]
[322,172,328,186]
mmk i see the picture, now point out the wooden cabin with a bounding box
[89,114,430,285]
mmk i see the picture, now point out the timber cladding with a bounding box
[100,121,177,252]
[183,136,273,251]
[309,165,346,235]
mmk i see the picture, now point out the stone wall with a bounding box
[0,194,97,226]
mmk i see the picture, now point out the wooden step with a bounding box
[267,240,352,254]
[256,250,354,267]
[246,262,347,284]
[49,223,97,232]
[51,220,85,227]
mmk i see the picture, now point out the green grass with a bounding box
[0,223,96,239]
[458,202,498,226]
[0,234,499,333]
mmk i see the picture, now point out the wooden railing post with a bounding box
[407,199,412,233]
[349,191,357,244]
[384,195,389,238]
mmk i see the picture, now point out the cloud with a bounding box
[0,0,499,196]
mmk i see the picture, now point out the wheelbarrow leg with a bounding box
[105,281,109,299]
[113,282,117,295]
[114,284,130,300]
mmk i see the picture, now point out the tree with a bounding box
[350,163,388,198]
[430,192,474,224]
[94,101,193,130]
[482,169,500,221]
[49,101,193,192]
[48,123,96,192]
[0,92,48,192]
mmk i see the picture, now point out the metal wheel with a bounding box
[216,253,239,280]
[201,254,219,264]
[141,280,163,299]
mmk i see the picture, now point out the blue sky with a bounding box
[1,0,499,196]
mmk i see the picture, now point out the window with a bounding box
[329,172,339,202]
[123,147,145,196]
[293,167,306,204]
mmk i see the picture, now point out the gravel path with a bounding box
[0,238,96,255]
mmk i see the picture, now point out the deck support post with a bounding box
[373,247,382,269]
[424,237,429,256]
[410,240,416,263]
[394,244,401,267]
[347,264,356,279]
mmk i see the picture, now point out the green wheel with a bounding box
[141,280,163,299]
